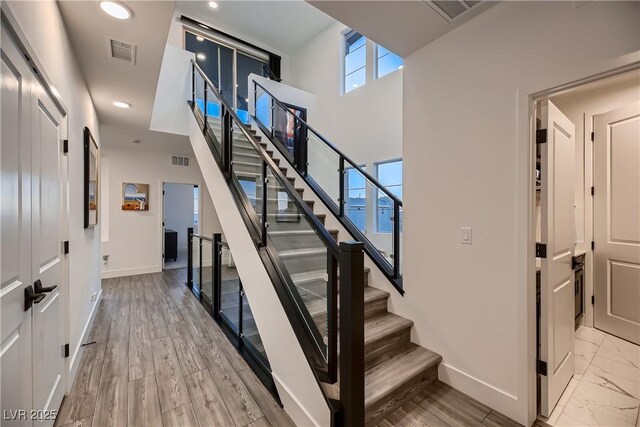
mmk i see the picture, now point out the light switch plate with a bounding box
[461,227,472,244]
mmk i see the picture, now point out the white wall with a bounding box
[163,183,196,250]
[100,128,221,278]
[288,21,403,169]
[550,73,640,329]
[4,0,103,385]
[398,1,640,425]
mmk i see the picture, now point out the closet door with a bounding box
[0,26,34,426]
[30,73,66,425]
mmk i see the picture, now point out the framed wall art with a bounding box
[84,127,99,228]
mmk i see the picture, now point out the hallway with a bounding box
[55,269,295,427]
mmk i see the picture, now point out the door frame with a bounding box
[521,62,640,423]
[159,180,202,270]
[1,7,72,397]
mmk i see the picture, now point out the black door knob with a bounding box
[34,279,57,293]
[24,286,46,311]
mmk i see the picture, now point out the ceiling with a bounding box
[308,1,496,57]
[176,0,336,54]
[58,1,176,134]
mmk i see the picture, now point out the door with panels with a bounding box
[539,99,576,418]
[594,102,640,345]
[1,26,67,426]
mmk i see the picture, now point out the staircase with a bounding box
[207,118,442,425]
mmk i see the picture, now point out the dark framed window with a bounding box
[344,30,366,93]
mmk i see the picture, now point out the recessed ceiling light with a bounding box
[99,1,131,20]
[196,53,206,61]
[209,1,219,9]
[113,101,131,108]
[196,35,204,42]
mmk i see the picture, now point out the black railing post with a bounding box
[187,227,194,288]
[198,236,203,301]
[338,157,345,218]
[213,233,222,321]
[339,241,365,427]
[191,62,195,104]
[393,202,400,278]
[261,160,269,247]
[203,81,208,125]
[222,107,232,175]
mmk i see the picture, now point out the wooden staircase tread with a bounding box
[278,248,327,258]
[268,229,339,236]
[364,343,442,410]
[364,286,390,303]
[365,312,413,346]
[290,267,372,284]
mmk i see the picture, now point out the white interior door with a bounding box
[539,99,576,417]
[594,102,640,345]
[1,25,34,426]
[30,73,66,425]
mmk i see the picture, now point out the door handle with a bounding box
[34,279,57,293]
[24,286,46,311]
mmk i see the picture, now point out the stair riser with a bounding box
[280,253,326,275]
[364,296,388,320]
[260,215,325,233]
[231,151,280,167]
[365,328,411,370]
[364,365,438,427]
[269,233,331,251]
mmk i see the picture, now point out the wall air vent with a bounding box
[426,0,480,21]
[171,156,190,167]
[107,38,137,64]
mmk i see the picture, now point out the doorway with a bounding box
[162,183,199,270]
[533,69,640,425]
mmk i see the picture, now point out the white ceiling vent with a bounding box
[107,38,137,64]
[426,0,480,21]
[171,156,190,167]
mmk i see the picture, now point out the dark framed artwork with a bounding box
[84,127,99,228]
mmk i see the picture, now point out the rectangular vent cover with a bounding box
[108,39,137,64]
[428,0,480,21]
[172,156,190,167]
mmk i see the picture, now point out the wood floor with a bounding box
[55,269,294,427]
[56,268,538,427]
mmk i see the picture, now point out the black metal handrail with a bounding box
[190,60,366,426]
[252,80,404,293]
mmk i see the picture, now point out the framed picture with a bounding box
[122,183,150,211]
[84,127,99,228]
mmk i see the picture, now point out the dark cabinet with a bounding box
[164,229,178,262]
[573,253,585,325]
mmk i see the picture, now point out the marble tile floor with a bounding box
[539,326,640,427]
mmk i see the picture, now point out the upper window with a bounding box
[376,45,403,79]
[343,30,366,93]
[376,160,403,233]
[345,165,367,232]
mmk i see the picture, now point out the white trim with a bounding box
[272,374,322,427]
[101,265,162,279]
[67,288,102,390]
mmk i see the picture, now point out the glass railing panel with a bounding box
[219,244,240,332]
[255,85,272,132]
[272,101,297,162]
[194,70,205,119]
[229,123,264,227]
[307,130,340,209]
[241,289,269,364]
[344,165,369,234]
[205,85,223,150]
[191,237,201,293]
[397,205,403,275]
[200,239,213,307]
[265,168,330,358]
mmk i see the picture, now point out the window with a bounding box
[376,45,403,79]
[193,186,199,225]
[376,160,403,233]
[345,165,367,232]
[343,30,366,93]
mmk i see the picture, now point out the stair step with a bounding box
[365,312,413,368]
[364,286,390,319]
[364,343,441,426]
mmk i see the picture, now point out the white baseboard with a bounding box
[438,362,524,425]
[67,289,102,392]
[101,264,161,279]
[272,374,326,427]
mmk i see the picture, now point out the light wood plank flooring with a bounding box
[55,269,294,427]
[56,268,537,427]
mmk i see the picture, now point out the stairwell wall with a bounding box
[399,1,640,425]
